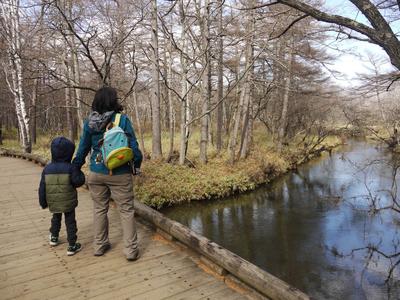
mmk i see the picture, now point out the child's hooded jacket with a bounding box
[38,137,85,213]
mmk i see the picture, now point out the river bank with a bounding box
[1,134,341,208]
[163,140,400,299]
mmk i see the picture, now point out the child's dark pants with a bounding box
[50,209,77,246]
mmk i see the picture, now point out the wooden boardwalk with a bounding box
[0,157,249,300]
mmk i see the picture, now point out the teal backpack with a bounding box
[101,113,134,175]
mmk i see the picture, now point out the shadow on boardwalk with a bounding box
[0,157,247,300]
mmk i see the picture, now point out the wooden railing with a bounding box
[0,148,309,300]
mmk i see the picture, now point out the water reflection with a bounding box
[164,141,400,299]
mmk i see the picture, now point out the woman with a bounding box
[73,87,142,261]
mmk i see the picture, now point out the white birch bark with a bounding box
[1,0,31,152]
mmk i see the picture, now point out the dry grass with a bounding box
[2,129,340,208]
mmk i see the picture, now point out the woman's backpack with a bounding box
[101,114,133,175]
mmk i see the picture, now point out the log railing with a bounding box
[0,148,309,300]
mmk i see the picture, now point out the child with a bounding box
[38,137,85,256]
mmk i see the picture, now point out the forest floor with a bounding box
[2,129,341,208]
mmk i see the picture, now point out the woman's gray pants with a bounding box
[87,171,138,258]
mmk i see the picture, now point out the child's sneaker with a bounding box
[49,234,59,246]
[67,243,82,256]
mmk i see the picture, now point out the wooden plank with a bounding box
[133,271,216,300]
[199,287,249,300]
[89,265,209,300]
[161,279,232,300]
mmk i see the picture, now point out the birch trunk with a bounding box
[150,0,162,159]
[1,0,31,153]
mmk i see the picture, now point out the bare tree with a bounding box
[266,0,400,73]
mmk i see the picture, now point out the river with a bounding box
[163,141,400,299]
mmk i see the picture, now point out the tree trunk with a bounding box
[239,94,253,159]
[199,0,211,164]
[64,52,75,141]
[31,78,38,144]
[71,36,84,133]
[228,76,245,163]
[64,0,83,133]
[239,7,255,159]
[228,51,245,163]
[30,1,46,145]
[166,40,175,161]
[216,0,224,153]
[150,0,162,159]
[1,0,31,153]
[228,3,255,162]
[179,0,190,165]
[133,91,146,158]
[277,37,294,152]
[0,117,3,145]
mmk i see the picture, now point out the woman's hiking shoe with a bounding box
[49,234,59,246]
[67,243,82,256]
[94,243,111,256]
[126,249,139,262]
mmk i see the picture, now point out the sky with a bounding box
[319,0,399,87]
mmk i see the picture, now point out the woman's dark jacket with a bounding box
[72,113,142,175]
[38,137,85,213]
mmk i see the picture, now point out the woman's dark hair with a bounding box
[91,87,123,114]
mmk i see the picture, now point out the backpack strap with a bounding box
[113,113,121,127]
